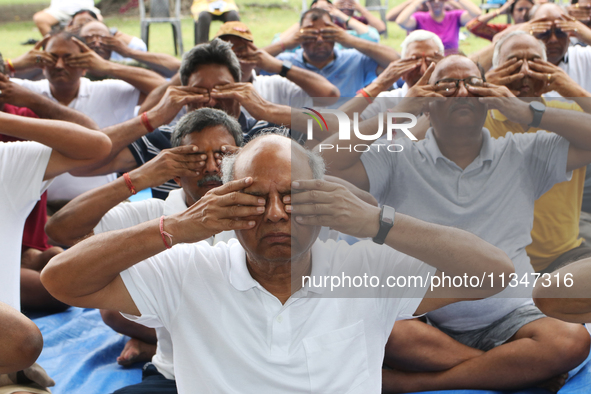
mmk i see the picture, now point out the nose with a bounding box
[203,152,219,175]
[54,56,65,68]
[419,58,428,73]
[455,80,469,97]
[265,190,289,223]
[520,58,529,73]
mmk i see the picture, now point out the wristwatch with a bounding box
[279,60,292,77]
[372,205,396,245]
[528,101,546,128]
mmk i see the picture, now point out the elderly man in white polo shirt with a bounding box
[321,55,591,392]
[41,132,513,393]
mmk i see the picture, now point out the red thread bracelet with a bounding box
[159,216,173,249]
[141,112,154,133]
[356,88,373,104]
[280,41,286,52]
[122,173,137,195]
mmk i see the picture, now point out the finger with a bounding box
[212,177,254,196]
[219,191,266,207]
[210,91,239,100]
[290,189,334,205]
[466,85,508,97]
[167,145,200,155]
[527,60,556,72]
[221,205,266,219]
[177,86,209,94]
[294,214,332,226]
[0,74,8,83]
[71,37,90,52]
[498,59,523,74]
[219,218,257,230]
[417,62,436,86]
[291,179,337,192]
[526,69,551,81]
[496,73,525,84]
[34,35,51,50]
[221,145,240,154]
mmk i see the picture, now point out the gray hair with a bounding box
[179,38,241,86]
[400,30,444,58]
[492,31,547,68]
[171,108,243,148]
[221,129,325,184]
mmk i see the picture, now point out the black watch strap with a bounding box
[279,60,292,77]
[372,205,395,245]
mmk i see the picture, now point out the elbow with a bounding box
[40,258,71,304]
[45,217,74,247]
[532,294,565,321]
[93,133,113,162]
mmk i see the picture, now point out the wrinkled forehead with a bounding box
[45,36,80,54]
[405,39,441,58]
[499,34,544,61]
[430,56,480,83]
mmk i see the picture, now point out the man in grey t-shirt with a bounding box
[321,55,591,392]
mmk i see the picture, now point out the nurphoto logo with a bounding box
[303,108,419,152]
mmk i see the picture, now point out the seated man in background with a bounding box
[41,132,513,394]
[46,108,242,394]
[215,21,340,108]
[484,30,591,274]
[77,20,181,78]
[320,55,591,392]
[0,111,111,394]
[338,29,444,120]
[263,8,399,99]
[11,31,165,206]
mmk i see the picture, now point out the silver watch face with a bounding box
[530,101,545,112]
[381,206,396,225]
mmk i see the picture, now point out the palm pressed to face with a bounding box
[234,137,320,266]
[44,37,86,91]
[404,40,443,87]
[498,35,546,97]
[301,14,336,64]
[186,64,241,118]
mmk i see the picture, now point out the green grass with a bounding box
[0,0,495,61]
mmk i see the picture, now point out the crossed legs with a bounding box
[383,317,590,393]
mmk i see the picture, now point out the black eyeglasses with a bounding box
[434,77,484,90]
[534,26,568,40]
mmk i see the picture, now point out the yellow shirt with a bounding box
[191,0,238,17]
[484,99,586,272]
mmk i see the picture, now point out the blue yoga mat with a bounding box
[31,307,591,394]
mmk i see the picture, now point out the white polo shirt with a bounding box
[0,141,52,309]
[120,238,433,393]
[251,70,312,109]
[11,77,140,200]
[94,188,234,380]
[360,84,409,120]
[544,45,591,98]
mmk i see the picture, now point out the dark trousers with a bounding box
[112,363,177,394]
[196,10,240,44]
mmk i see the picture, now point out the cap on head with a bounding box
[215,22,254,42]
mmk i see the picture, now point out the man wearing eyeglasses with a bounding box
[320,54,591,392]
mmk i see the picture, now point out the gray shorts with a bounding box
[425,304,546,352]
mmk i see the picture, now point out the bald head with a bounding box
[80,21,112,59]
[430,55,482,85]
[532,3,565,19]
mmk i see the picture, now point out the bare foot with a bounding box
[117,337,157,366]
[537,373,568,393]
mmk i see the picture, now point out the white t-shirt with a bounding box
[251,70,312,109]
[12,77,140,200]
[50,0,94,14]
[94,188,234,379]
[120,238,434,393]
[545,45,591,99]
[360,84,409,120]
[110,37,148,63]
[0,141,52,309]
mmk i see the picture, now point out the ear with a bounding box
[174,177,182,186]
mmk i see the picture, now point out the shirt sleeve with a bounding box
[119,243,229,330]
[0,142,52,206]
[513,130,571,199]
[94,199,164,234]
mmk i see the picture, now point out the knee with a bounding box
[33,11,49,25]
[550,323,590,368]
[197,12,211,23]
[12,320,43,371]
[101,309,124,332]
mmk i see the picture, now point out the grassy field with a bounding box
[0,0,496,60]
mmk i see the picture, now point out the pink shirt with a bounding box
[413,9,465,54]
